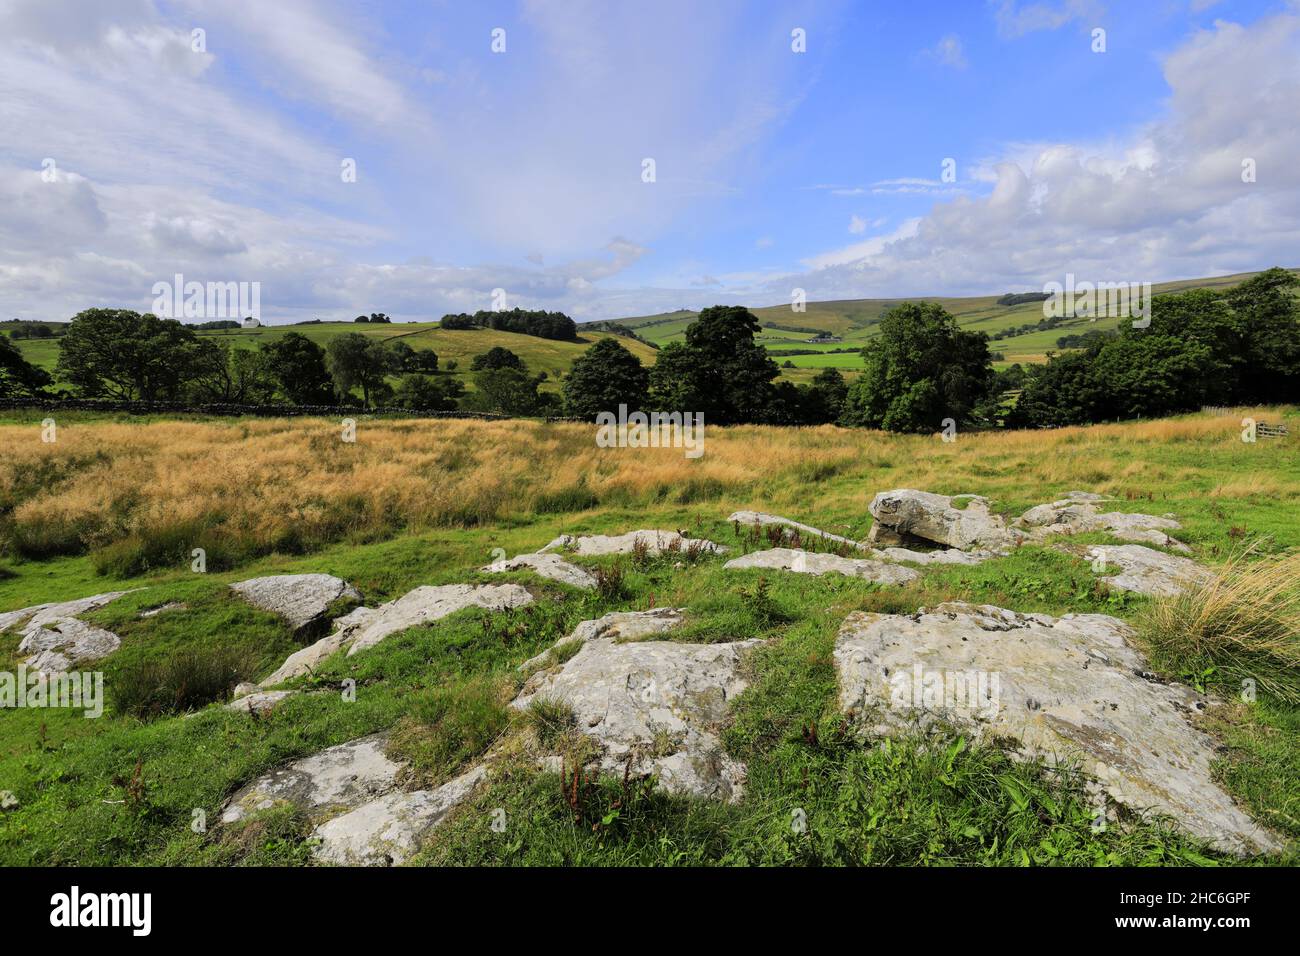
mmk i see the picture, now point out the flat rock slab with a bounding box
[519,607,687,671]
[724,548,920,585]
[482,552,597,590]
[345,583,534,656]
[221,734,400,825]
[1084,544,1213,597]
[512,637,761,802]
[1019,495,1190,553]
[727,511,862,550]
[229,574,362,637]
[2,591,139,674]
[312,765,488,866]
[541,530,727,556]
[867,546,998,566]
[869,489,1020,552]
[225,690,295,716]
[834,602,1280,855]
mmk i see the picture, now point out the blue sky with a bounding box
[1,0,1298,323]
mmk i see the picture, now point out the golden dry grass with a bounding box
[0,408,1294,566]
[1137,548,1300,702]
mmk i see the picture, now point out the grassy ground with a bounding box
[0,409,1297,865]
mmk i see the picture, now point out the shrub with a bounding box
[112,645,254,718]
[1135,548,1300,703]
[91,517,240,577]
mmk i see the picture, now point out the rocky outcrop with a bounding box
[258,585,534,685]
[519,608,687,672]
[834,602,1281,855]
[868,490,1020,552]
[311,765,488,866]
[1,591,139,674]
[229,574,362,638]
[482,552,597,590]
[1081,544,1213,597]
[1019,493,1190,553]
[345,584,533,656]
[512,636,761,802]
[724,548,920,585]
[727,511,862,550]
[540,530,726,556]
[221,734,401,824]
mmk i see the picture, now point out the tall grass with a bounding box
[0,409,1292,572]
[1136,547,1300,703]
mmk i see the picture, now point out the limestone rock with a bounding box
[229,574,362,637]
[541,530,727,557]
[221,734,399,824]
[311,765,488,866]
[260,606,372,685]
[345,584,534,656]
[482,552,597,590]
[140,602,187,618]
[726,511,862,550]
[868,490,1019,552]
[519,607,687,671]
[724,548,920,585]
[834,602,1280,855]
[512,637,761,802]
[1085,544,1213,597]
[867,546,998,566]
[1018,495,1190,553]
[225,690,295,716]
[2,591,139,674]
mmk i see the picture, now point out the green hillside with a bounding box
[610,269,1300,372]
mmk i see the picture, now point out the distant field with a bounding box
[612,269,1300,368]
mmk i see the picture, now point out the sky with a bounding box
[1,0,1298,324]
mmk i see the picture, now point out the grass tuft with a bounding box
[1136,547,1300,703]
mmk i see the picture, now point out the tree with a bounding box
[260,332,334,404]
[0,335,52,397]
[187,343,278,404]
[645,306,780,424]
[470,346,525,372]
[55,309,211,401]
[464,361,554,415]
[647,342,712,414]
[1222,267,1300,402]
[562,338,649,418]
[384,341,439,374]
[391,373,463,410]
[326,333,392,407]
[681,306,781,423]
[840,302,993,433]
[805,367,848,424]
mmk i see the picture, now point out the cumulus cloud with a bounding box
[768,12,1300,301]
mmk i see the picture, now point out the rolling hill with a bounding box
[606,269,1300,375]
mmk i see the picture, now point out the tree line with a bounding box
[439,307,577,341]
[2,269,1295,429]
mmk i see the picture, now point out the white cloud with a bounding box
[990,0,1106,38]
[924,34,968,69]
